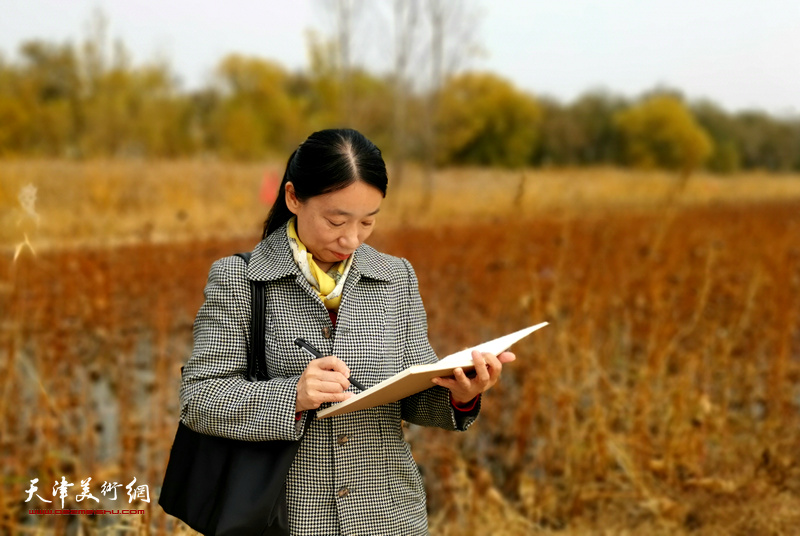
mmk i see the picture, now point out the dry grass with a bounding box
[2,160,800,534]
[2,159,800,249]
[385,204,800,535]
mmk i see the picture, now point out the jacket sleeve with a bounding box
[398,258,481,431]
[179,256,308,441]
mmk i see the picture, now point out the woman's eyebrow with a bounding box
[328,208,381,217]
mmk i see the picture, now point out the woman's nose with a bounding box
[338,227,359,249]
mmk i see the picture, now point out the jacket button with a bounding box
[337,487,349,498]
[322,326,332,339]
[337,434,349,445]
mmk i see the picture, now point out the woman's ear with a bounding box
[285,182,300,214]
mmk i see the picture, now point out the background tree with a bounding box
[214,54,304,159]
[388,0,420,185]
[298,33,394,152]
[534,98,586,167]
[615,95,713,178]
[533,91,627,167]
[692,100,742,173]
[569,91,627,165]
[436,72,541,168]
[301,31,344,130]
[317,0,365,124]
[78,13,140,157]
[0,62,29,155]
[731,111,800,172]
[15,41,81,156]
[397,0,482,210]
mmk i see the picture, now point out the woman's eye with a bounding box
[362,221,374,227]
[327,219,345,227]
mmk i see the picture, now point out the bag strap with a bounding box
[234,252,267,382]
[234,251,317,425]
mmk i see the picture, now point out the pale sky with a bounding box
[1,0,798,116]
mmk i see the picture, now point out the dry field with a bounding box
[1,160,800,535]
[3,159,800,249]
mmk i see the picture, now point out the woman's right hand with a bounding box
[295,356,353,412]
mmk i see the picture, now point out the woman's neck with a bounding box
[315,260,335,273]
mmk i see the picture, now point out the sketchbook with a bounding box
[315,322,548,419]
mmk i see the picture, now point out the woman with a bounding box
[180,128,515,535]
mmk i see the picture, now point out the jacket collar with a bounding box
[247,221,394,283]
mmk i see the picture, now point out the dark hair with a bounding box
[262,129,388,238]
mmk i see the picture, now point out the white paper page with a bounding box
[436,322,549,366]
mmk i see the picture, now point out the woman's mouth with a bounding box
[333,252,351,261]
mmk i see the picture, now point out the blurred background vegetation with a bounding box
[0,9,798,175]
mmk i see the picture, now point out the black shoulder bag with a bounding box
[159,252,309,536]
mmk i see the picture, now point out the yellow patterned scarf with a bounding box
[287,217,353,310]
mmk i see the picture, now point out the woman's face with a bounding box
[286,180,383,270]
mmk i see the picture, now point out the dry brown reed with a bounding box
[3,159,800,250]
[386,202,800,535]
[1,161,800,534]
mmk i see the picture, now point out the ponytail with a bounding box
[262,149,298,239]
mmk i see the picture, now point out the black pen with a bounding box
[293,337,367,391]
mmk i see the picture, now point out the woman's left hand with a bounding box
[431,350,516,404]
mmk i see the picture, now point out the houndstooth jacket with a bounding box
[179,222,481,536]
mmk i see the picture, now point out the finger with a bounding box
[322,355,351,378]
[431,376,450,388]
[481,352,503,379]
[322,391,353,403]
[453,367,474,391]
[306,391,353,409]
[311,381,349,394]
[312,369,350,384]
[471,351,491,384]
[329,356,352,378]
[431,369,474,392]
[497,351,516,364]
[308,356,351,378]
[430,374,461,390]
[310,374,351,392]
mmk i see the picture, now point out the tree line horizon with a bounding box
[1,28,798,176]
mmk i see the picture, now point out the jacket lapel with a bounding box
[247,228,298,282]
[350,244,394,282]
[247,225,326,306]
